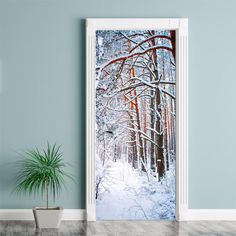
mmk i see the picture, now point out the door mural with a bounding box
[95,30,176,220]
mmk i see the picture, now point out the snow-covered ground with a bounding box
[96,156,175,220]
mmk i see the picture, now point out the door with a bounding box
[86,19,188,221]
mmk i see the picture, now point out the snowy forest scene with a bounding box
[95,29,176,220]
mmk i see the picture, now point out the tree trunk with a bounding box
[170,30,176,61]
[151,31,165,180]
[45,178,48,209]
[131,67,146,172]
[162,45,169,171]
[129,112,138,168]
[142,89,147,168]
[150,72,156,173]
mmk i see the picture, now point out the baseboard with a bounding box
[183,209,236,221]
[62,209,86,220]
[0,209,86,221]
[1,209,236,221]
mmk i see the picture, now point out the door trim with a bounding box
[86,18,188,221]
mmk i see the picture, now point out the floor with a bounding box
[0,221,236,236]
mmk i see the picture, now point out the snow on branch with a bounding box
[140,135,161,148]
[119,32,145,50]
[157,80,175,85]
[116,32,147,43]
[146,127,164,136]
[101,45,173,72]
[125,77,156,89]
[160,87,175,100]
[102,79,175,101]
[129,35,172,53]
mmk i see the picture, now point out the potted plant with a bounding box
[15,143,74,228]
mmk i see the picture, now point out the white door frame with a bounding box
[86,18,188,221]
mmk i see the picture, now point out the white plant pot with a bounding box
[33,207,63,228]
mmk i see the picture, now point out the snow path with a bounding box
[96,159,175,220]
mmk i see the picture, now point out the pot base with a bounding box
[33,207,63,228]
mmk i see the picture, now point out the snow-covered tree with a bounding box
[95,30,176,220]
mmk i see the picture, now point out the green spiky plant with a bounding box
[15,143,74,209]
